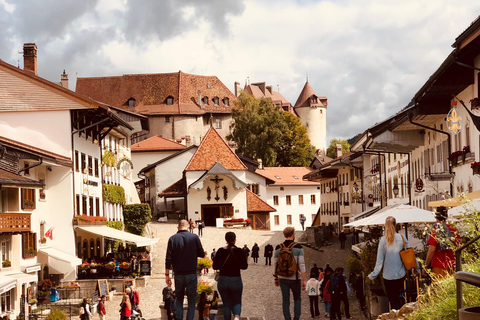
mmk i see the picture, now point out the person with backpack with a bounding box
[368,216,409,311]
[328,267,349,320]
[97,295,106,320]
[423,206,461,278]
[273,227,306,320]
[305,271,321,318]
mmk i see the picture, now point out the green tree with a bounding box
[326,139,350,158]
[227,92,315,166]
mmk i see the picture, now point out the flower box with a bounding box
[73,215,107,225]
[473,165,480,175]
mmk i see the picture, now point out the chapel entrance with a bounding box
[202,204,233,226]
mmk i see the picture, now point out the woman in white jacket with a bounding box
[305,271,321,318]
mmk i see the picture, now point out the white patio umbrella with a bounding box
[345,204,437,228]
[448,200,480,218]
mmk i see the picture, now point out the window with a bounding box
[94,158,99,177]
[166,96,174,105]
[22,232,37,258]
[23,162,30,176]
[215,119,222,129]
[0,290,12,313]
[274,215,280,225]
[75,151,79,172]
[82,196,87,215]
[223,97,230,106]
[89,197,94,216]
[273,195,279,206]
[213,97,219,106]
[311,194,316,204]
[287,215,292,225]
[248,184,259,195]
[128,98,135,108]
[298,195,304,205]
[81,153,86,173]
[21,188,35,210]
[96,198,100,217]
[165,116,170,123]
[88,156,93,176]
[286,195,291,205]
[203,96,209,105]
[76,195,80,216]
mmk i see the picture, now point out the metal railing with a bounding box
[455,234,480,311]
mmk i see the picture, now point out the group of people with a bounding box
[240,242,274,264]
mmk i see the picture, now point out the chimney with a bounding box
[234,81,241,97]
[60,70,69,89]
[257,159,263,170]
[335,144,342,158]
[23,43,37,76]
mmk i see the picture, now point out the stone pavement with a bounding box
[104,223,364,320]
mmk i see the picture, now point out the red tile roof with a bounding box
[184,128,247,171]
[76,71,237,116]
[246,189,276,212]
[159,178,187,197]
[131,135,186,152]
[294,81,327,109]
[255,167,318,186]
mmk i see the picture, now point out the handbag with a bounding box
[214,253,230,281]
[399,234,417,270]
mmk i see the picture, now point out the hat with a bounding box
[435,206,448,221]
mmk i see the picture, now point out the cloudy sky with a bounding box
[1,0,479,142]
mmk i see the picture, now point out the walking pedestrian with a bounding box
[321,273,332,318]
[189,218,195,233]
[300,215,306,231]
[273,227,307,320]
[119,294,131,320]
[328,267,349,320]
[165,219,205,320]
[204,251,209,274]
[339,231,347,250]
[198,220,204,237]
[211,248,216,262]
[338,267,351,319]
[310,263,320,280]
[306,271,321,318]
[423,206,461,278]
[213,231,248,320]
[353,271,366,316]
[81,297,92,320]
[242,244,250,263]
[368,216,408,311]
[264,243,274,266]
[251,243,260,264]
[163,288,176,320]
[126,286,140,313]
[97,295,106,320]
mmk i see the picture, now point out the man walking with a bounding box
[339,231,347,249]
[264,243,274,266]
[299,215,306,231]
[423,206,461,278]
[165,219,205,320]
[274,227,306,320]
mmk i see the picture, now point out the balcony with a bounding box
[0,213,31,232]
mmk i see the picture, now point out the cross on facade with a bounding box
[210,175,223,201]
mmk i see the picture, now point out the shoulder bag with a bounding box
[214,252,230,281]
[399,234,417,270]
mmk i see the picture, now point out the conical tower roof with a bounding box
[294,81,327,108]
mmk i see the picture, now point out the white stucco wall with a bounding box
[132,151,178,182]
[296,106,327,154]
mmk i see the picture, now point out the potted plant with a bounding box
[26,247,36,254]
[196,281,213,298]
[42,279,53,290]
[23,199,35,209]
[197,257,212,274]
[37,290,49,304]
[2,260,11,268]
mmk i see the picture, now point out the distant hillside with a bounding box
[347,133,361,146]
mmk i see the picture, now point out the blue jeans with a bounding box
[217,276,243,320]
[174,274,197,320]
[279,278,301,320]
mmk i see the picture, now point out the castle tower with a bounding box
[293,81,328,155]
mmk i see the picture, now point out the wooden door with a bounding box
[248,213,270,230]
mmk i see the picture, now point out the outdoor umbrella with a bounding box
[448,200,480,218]
[345,204,437,228]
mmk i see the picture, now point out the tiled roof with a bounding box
[255,167,318,186]
[159,178,187,197]
[294,81,327,109]
[184,128,247,171]
[246,189,276,212]
[131,135,186,152]
[0,168,44,187]
[244,82,291,107]
[0,136,72,167]
[76,71,237,116]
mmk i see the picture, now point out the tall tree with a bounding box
[228,92,315,166]
[326,139,350,158]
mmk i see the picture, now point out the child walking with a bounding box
[321,273,332,318]
[306,271,321,318]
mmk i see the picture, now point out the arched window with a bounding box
[90,239,95,258]
[166,96,174,105]
[223,97,230,107]
[96,238,101,257]
[213,97,219,106]
[82,240,88,260]
[127,98,136,108]
[202,96,209,105]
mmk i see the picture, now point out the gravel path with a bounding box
[104,222,365,320]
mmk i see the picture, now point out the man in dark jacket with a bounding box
[339,231,347,249]
[165,219,205,320]
[264,243,274,265]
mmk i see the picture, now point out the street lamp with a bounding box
[393,184,399,197]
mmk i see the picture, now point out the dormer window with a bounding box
[128,98,136,108]
[166,96,174,105]
[223,97,230,107]
[203,97,209,105]
[213,97,219,106]
[310,97,317,104]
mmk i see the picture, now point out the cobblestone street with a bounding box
[105,222,364,320]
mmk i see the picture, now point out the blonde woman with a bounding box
[120,293,132,320]
[368,216,409,310]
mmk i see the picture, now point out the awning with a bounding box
[448,199,480,218]
[350,206,381,222]
[75,225,159,247]
[428,190,480,208]
[345,204,436,227]
[38,247,82,274]
[0,276,16,294]
[7,272,38,285]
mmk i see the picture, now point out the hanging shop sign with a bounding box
[446,108,463,135]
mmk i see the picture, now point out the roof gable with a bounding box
[184,128,247,171]
[246,189,276,212]
[131,135,186,152]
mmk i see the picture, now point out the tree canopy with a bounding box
[326,139,350,158]
[227,92,315,167]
